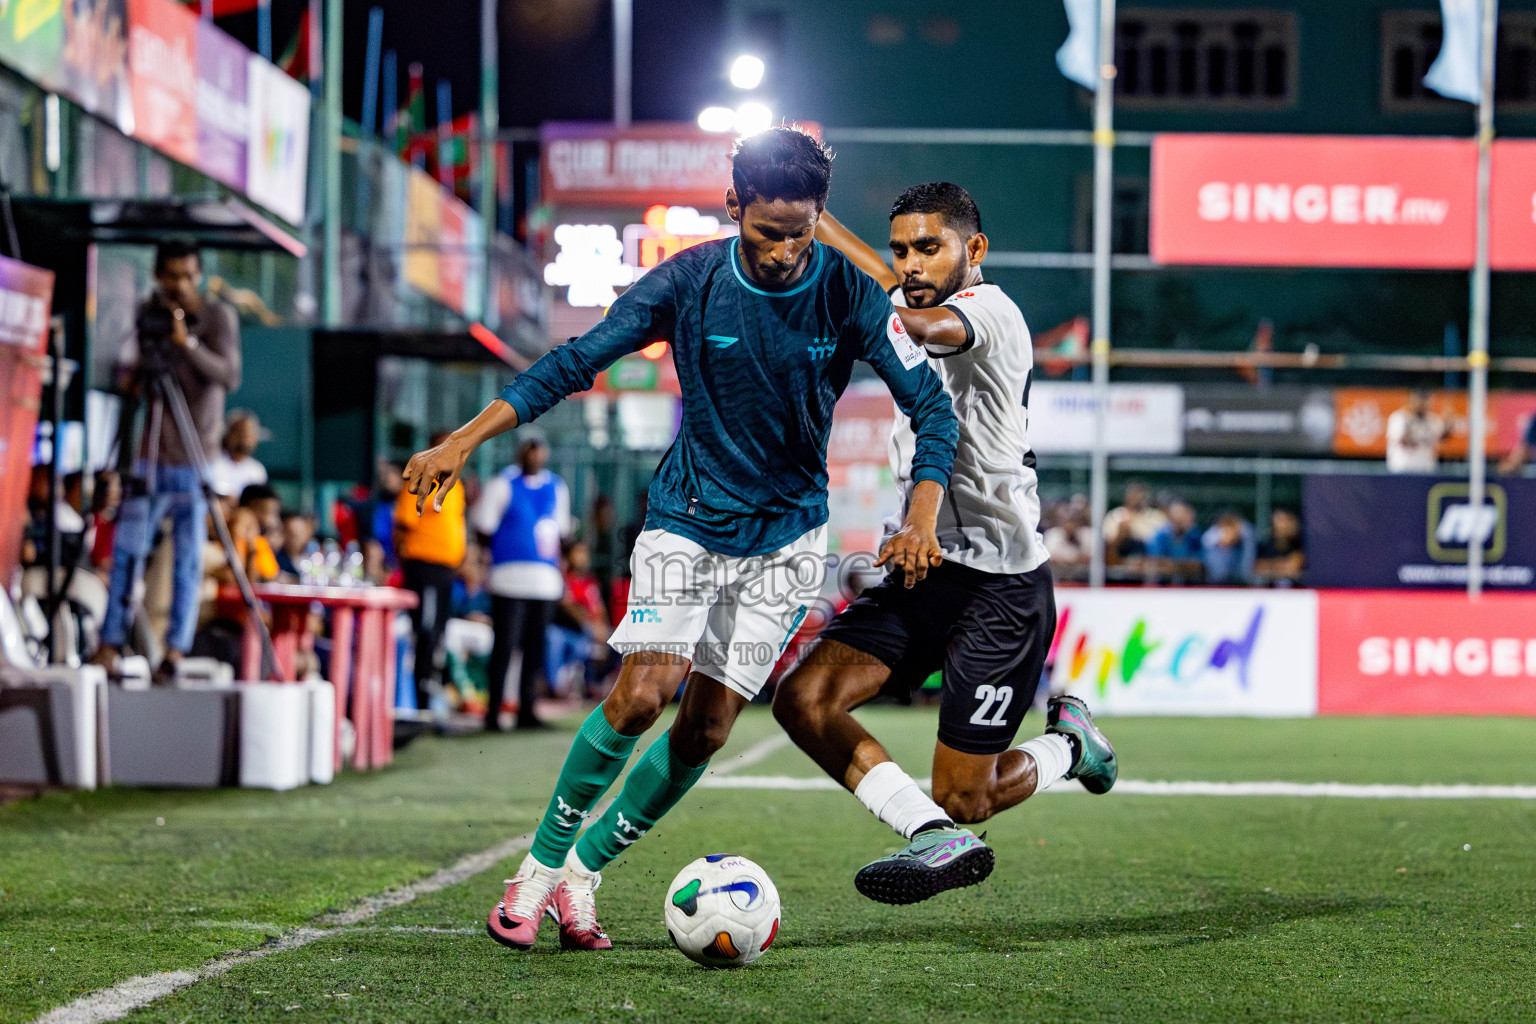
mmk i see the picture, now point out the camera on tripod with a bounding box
[132,300,189,373]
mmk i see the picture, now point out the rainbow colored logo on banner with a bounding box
[1053,604,1265,694]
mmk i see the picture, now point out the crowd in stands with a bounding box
[1041,481,1305,586]
[19,410,627,728]
[23,406,1305,723]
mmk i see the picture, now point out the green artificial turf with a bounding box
[3,709,1534,1024]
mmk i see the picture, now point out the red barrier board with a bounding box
[0,256,55,586]
[1317,591,1536,715]
[1152,134,1479,269]
[1490,139,1536,271]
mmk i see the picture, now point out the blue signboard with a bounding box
[1304,474,1536,590]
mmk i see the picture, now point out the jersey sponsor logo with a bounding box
[707,334,740,348]
[954,291,977,299]
[805,339,836,360]
[886,311,925,370]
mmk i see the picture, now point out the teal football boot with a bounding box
[853,826,994,905]
[1046,695,1118,794]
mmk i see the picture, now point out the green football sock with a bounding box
[574,730,709,871]
[528,706,641,869]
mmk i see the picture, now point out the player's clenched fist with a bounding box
[403,436,471,515]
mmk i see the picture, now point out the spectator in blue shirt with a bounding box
[1146,500,1203,560]
[1203,511,1257,585]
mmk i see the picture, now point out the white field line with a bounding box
[35,726,778,1024]
[707,733,793,776]
[190,921,479,936]
[697,775,1536,800]
[32,825,541,1024]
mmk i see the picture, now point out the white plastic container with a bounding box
[0,664,104,789]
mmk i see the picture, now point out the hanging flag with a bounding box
[400,62,425,161]
[278,8,313,82]
[1424,0,1492,104]
[1056,0,1100,90]
[178,0,264,15]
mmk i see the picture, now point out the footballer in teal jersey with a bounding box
[403,128,959,952]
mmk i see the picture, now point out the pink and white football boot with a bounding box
[486,853,561,950]
[550,848,612,951]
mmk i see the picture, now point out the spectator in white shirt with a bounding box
[1385,390,1448,474]
[209,410,268,498]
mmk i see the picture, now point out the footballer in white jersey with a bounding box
[774,183,1118,907]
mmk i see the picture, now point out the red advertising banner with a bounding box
[1151,134,1478,269]
[541,122,821,208]
[1317,591,1536,715]
[1331,388,1471,459]
[1490,139,1536,272]
[127,0,198,167]
[1329,387,1536,459]
[542,122,736,208]
[438,197,467,316]
[0,256,56,586]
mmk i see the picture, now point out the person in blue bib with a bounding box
[404,127,959,952]
[472,436,570,731]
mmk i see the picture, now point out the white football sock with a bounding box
[853,760,950,840]
[1016,733,1074,792]
[565,844,601,882]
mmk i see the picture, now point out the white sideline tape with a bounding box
[32,727,780,1024]
[696,775,1536,800]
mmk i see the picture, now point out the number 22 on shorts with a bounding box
[970,684,1014,727]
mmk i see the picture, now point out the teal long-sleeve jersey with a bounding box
[501,238,958,557]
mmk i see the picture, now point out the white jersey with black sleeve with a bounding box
[884,282,1046,575]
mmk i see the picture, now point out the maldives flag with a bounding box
[277,6,312,81]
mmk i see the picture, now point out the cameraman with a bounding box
[97,241,241,680]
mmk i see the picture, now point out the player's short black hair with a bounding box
[890,182,982,237]
[731,127,833,210]
[154,239,201,276]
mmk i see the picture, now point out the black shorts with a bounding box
[818,560,1057,755]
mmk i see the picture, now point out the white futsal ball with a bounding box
[664,854,781,968]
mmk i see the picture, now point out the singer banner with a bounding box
[1151,134,1479,269]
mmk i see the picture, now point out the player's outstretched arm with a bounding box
[403,400,519,515]
[816,210,898,293]
[405,262,681,515]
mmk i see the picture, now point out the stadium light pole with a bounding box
[480,0,499,327]
[613,0,632,128]
[1466,0,1497,598]
[321,0,343,327]
[1088,0,1117,590]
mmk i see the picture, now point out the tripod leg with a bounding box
[151,372,280,681]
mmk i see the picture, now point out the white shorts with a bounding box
[607,526,829,700]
